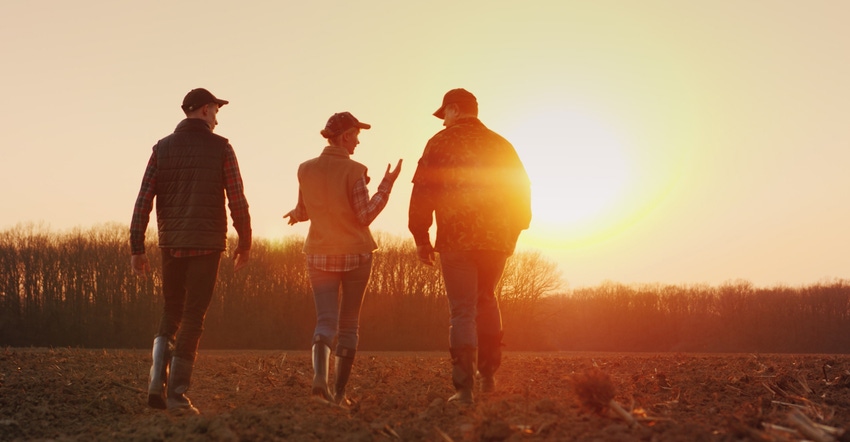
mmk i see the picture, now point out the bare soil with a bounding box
[1,348,848,441]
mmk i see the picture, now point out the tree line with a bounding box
[0,224,848,353]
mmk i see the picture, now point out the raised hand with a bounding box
[384,159,403,184]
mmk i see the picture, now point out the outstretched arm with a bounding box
[284,190,308,225]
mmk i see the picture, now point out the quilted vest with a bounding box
[154,118,228,250]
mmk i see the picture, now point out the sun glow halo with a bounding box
[505,108,634,248]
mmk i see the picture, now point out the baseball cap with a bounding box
[321,112,371,138]
[433,88,477,119]
[181,88,229,112]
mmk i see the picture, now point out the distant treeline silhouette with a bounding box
[1,223,848,353]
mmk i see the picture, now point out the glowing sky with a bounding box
[2,1,848,288]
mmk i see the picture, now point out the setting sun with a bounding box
[505,106,634,248]
[2,1,848,288]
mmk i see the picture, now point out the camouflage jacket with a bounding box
[408,117,531,253]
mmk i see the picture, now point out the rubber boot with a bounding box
[333,347,356,406]
[147,336,172,409]
[166,356,199,415]
[448,347,476,404]
[477,332,503,393]
[311,340,333,401]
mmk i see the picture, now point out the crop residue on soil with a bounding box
[1,349,848,441]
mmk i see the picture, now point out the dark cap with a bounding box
[433,88,477,119]
[320,112,371,138]
[181,88,229,112]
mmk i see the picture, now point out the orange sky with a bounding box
[2,1,849,289]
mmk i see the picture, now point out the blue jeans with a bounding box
[440,251,509,349]
[157,250,221,362]
[308,257,373,353]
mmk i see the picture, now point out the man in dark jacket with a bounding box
[409,88,531,404]
[130,88,252,414]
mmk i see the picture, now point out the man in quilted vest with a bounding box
[130,88,252,414]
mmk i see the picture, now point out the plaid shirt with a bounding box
[130,141,252,256]
[293,175,392,272]
[305,253,372,272]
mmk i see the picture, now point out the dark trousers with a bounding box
[157,250,221,362]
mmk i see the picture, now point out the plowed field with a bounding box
[1,348,848,441]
